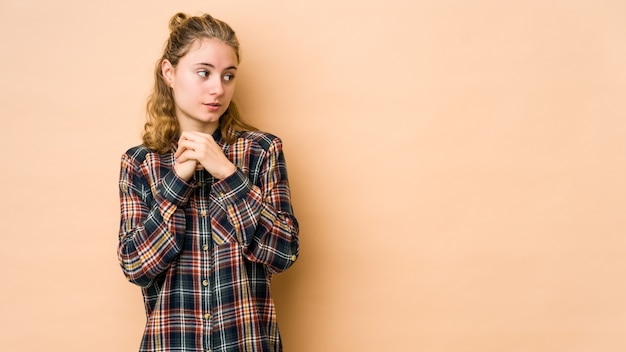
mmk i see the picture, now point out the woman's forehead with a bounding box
[183,38,238,63]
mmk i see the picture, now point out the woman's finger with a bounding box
[175,134,197,158]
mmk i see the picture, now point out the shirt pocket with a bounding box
[211,224,239,246]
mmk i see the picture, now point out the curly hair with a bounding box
[142,12,257,153]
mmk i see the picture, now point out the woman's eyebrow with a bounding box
[195,62,238,70]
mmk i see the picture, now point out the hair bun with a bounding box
[169,12,188,31]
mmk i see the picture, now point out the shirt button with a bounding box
[202,279,209,287]
[204,313,211,320]
[202,244,209,251]
[291,255,297,261]
[197,181,203,187]
[219,192,225,197]
[200,210,207,217]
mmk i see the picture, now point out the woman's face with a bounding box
[163,38,238,133]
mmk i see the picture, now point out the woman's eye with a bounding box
[224,73,235,81]
[198,70,209,78]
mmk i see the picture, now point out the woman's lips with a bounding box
[204,102,221,111]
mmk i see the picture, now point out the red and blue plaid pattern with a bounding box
[118,130,299,352]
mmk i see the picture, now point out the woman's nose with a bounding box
[207,77,224,95]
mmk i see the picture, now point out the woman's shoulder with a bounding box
[236,130,282,150]
[122,144,165,164]
[123,144,151,158]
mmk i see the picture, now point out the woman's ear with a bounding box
[161,59,174,87]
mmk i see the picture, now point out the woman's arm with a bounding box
[117,150,193,287]
[211,136,300,274]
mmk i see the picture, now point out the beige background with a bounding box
[1,0,625,351]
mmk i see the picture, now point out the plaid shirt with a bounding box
[117,130,299,352]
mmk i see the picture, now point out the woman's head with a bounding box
[143,12,255,153]
[164,12,241,67]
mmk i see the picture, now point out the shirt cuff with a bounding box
[159,170,195,206]
[212,168,251,202]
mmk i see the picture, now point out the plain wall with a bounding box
[1,0,625,351]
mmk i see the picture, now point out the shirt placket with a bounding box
[196,171,214,352]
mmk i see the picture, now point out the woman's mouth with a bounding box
[204,102,221,111]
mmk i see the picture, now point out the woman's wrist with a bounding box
[216,163,237,180]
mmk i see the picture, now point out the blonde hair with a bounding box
[143,12,257,153]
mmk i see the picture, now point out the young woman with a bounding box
[117,12,300,352]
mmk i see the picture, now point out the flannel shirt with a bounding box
[117,130,299,352]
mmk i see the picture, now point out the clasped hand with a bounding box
[173,131,237,181]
